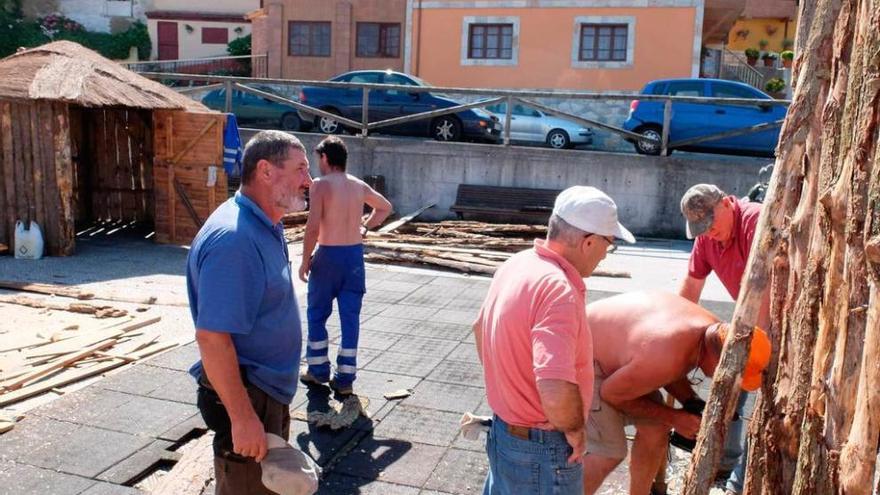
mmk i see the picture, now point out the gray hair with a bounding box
[547,214,588,246]
[241,130,306,185]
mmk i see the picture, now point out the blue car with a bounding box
[622,78,787,157]
[299,70,502,143]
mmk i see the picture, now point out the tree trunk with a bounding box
[683,0,880,493]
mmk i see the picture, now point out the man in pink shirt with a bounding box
[679,183,769,495]
[474,186,635,495]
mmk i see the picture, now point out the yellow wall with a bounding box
[411,7,697,91]
[727,18,797,53]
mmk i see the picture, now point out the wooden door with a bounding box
[152,110,227,244]
[157,21,178,60]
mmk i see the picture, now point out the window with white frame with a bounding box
[571,16,635,69]
[460,16,519,66]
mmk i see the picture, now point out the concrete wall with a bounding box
[240,130,767,239]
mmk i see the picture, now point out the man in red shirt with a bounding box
[474,186,635,495]
[679,184,770,495]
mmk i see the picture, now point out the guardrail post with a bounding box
[224,80,232,113]
[361,88,370,138]
[661,99,672,156]
[503,96,513,146]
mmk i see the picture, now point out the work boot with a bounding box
[329,379,353,396]
[299,369,329,387]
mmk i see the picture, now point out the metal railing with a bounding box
[140,72,790,156]
[123,54,268,82]
[721,49,764,90]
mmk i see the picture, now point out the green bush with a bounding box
[0,11,150,60]
[761,52,778,60]
[745,48,760,59]
[781,50,794,61]
[227,34,251,57]
[765,78,786,94]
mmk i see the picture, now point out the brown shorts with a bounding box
[197,375,291,495]
[585,362,663,460]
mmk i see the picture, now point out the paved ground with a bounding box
[0,232,741,495]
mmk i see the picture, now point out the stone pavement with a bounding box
[0,237,739,495]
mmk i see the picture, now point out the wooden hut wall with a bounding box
[0,99,75,256]
[152,110,227,244]
[73,107,153,226]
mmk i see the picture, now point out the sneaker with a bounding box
[329,379,353,395]
[299,370,329,386]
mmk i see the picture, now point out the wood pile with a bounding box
[284,219,629,277]
[0,316,173,408]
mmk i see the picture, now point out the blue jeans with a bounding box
[305,245,366,386]
[724,392,750,493]
[483,416,583,495]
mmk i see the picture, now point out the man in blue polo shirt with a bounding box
[187,130,312,494]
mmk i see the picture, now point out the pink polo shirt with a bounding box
[477,239,593,429]
[688,197,762,300]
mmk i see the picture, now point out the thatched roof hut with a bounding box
[0,41,227,256]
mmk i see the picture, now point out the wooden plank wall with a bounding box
[74,108,153,225]
[152,110,227,244]
[0,99,75,256]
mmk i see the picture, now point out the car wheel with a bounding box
[547,129,570,149]
[316,109,343,134]
[634,125,667,156]
[280,112,301,131]
[431,116,462,142]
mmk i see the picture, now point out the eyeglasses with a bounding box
[586,234,618,254]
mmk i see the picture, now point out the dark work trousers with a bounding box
[197,375,291,495]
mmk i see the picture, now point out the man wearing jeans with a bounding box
[474,186,635,495]
[679,184,771,495]
[188,131,313,494]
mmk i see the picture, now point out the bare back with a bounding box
[587,291,719,393]
[312,173,367,246]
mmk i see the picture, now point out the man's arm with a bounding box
[361,185,392,230]
[472,319,483,364]
[196,329,267,461]
[600,363,701,438]
[299,182,323,282]
[663,377,699,405]
[536,378,585,463]
[678,275,706,304]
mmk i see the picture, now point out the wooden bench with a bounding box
[450,184,562,224]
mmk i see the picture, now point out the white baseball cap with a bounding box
[552,186,636,244]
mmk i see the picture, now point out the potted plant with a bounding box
[762,52,778,67]
[782,38,794,50]
[758,39,769,51]
[745,48,760,66]
[735,28,750,40]
[781,50,794,68]
[765,77,786,98]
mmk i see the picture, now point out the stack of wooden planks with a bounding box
[0,316,173,408]
[284,218,629,277]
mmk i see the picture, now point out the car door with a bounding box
[375,73,432,135]
[664,80,714,147]
[512,104,545,143]
[341,72,382,126]
[709,81,781,154]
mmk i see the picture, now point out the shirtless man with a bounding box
[298,136,392,395]
[582,291,770,495]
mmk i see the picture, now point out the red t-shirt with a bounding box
[477,239,593,429]
[688,197,762,300]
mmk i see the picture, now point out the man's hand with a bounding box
[298,258,311,282]
[672,410,702,439]
[564,427,586,464]
[231,412,268,462]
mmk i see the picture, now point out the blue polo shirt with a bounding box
[187,191,302,405]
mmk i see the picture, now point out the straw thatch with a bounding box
[0,41,207,111]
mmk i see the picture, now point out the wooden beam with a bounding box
[378,204,434,233]
[0,279,94,299]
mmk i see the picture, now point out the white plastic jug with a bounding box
[14,220,44,260]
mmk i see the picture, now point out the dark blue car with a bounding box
[622,78,787,157]
[299,70,502,143]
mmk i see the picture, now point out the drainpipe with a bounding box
[415,0,422,76]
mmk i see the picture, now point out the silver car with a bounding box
[485,102,593,149]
